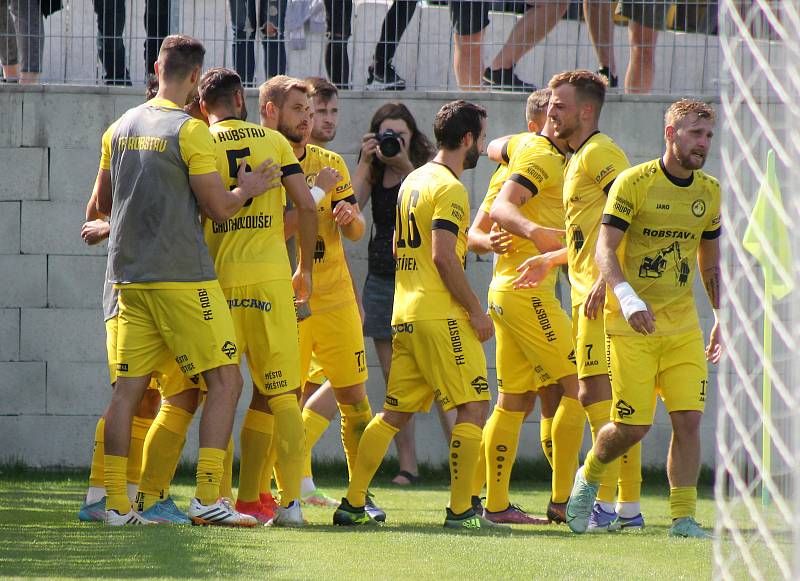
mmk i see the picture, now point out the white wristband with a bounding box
[310,186,326,206]
[613,282,648,322]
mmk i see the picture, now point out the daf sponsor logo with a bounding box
[692,199,706,217]
[616,399,635,418]
[471,376,489,395]
[221,340,237,359]
[595,164,614,183]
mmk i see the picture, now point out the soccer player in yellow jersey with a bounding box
[96,35,280,526]
[519,70,643,528]
[197,68,319,526]
[333,101,504,531]
[567,99,722,539]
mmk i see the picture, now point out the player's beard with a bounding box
[312,125,335,143]
[278,118,306,144]
[675,141,706,171]
[464,141,480,170]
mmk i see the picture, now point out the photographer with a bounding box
[352,103,442,486]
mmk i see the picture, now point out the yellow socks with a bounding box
[221,436,234,500]
[471,433,487,498]
[339,398,373,478]
[89,418,106,489]
[345,416,398,508]
[540,416,554,468]
[259,434,278,499]
[237,409,274,503]
[104,455,130,514]
[195,447,226,505]
[583,448,609,484]
[618,441,643,502]
[302,408,331,479]
[449,423,483,515]
[551,396,586,503]
[484,407,524,513]
[136,404,192,511]
[126,416,153,486]
[269,394,305,506]
[670,486,697,520]
[585,400,621,504]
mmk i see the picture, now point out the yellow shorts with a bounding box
[299,301,368,387]
[305,356,326,386]
[104,316,159,389]
[489,289,575,394]
[607,329,708,425]
[386,318,490,413]
[572,303,608,379]
[116,282,239,379]
[155,364,207,399]
[225,280,301,396]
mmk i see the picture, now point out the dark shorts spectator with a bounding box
[618,0,671,30]
[0,0,44,79]
[448,0,531,36]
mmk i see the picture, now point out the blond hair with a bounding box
[665,99,716,127]
[548,69,606,113]
[258,75,309,110]
[525,88,551,125]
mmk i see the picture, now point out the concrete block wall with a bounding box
[0,85,720,471]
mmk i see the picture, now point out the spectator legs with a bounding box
[230,0,257,85]
[373,0,417,74]
[260,0,286,80]
[4,0,43,83]
[583,0,617,79]
[0,0,20,81]
[145,0,170,75]
[625,20,656,94]
[488,1,568,72]
[93,0,129,85]
[323,0,352,89]
[453,31,483,90]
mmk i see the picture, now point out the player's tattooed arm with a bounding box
[491,180,564,254]
[698,237,721,309]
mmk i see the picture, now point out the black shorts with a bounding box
[449,1,532,36]
[617,0,670,30]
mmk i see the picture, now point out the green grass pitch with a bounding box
[0,468,713,580]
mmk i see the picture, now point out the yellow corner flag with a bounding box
[742,150,795,299]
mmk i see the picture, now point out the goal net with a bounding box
[715,1,800,579]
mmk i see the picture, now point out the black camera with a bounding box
[377,129,402,158]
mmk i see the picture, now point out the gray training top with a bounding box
[106,101,216,285]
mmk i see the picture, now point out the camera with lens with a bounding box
[377,129,402,158]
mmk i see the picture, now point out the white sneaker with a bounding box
[267,500,305,527]
[188,497,259,527]
[105,509,157,526]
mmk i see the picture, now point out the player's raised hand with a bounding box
[513,254,553,288]
[81,219,110,245]
[488,223,513,254]
[292,266,312,306]
[530,225,565,254]
[333,201,357,226]
[314,166,343,194]
[705,318,723,364]
[238,158,282,198]
[470,310,495,343]
[628,305,656,335]
[584,277,607,320]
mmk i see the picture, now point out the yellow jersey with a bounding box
[392,162,470,324]
[602,158,721,336]
[488,134,566,292]
[299,143,356,313]
[479,132,538,214]
[563,132,630,306]
[203,119,302,288]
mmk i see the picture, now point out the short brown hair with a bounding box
[145,74,159,100]
[433,100,487,150]
[548,69,606,114]
[526,88,551,125]
[665,99,716,127]
[305,76,338,101]
[199,67,243,110]
[157,34,205,81]
[259,75,310,110]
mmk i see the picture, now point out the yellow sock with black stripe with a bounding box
[221,436,234,500]
[471,433,487,498]
[540,417,554,468]
[346,416,398,508]
[551,396,586,503]
[449,423,483,515]
[618,442,643,502]
[583,448,609,484]
[89,418,106,489]
[484,407,524,513]
[269,394,305,506]
[585,400,621,504]
[238,409,274,503]
[136,404,192,511]
[195,447,226,505]
[339,398,373,479]
[670,486,697,520]
[126,416,153,486]
[302,408,330,479]
[104,455,130,514]
[259,434,278,497]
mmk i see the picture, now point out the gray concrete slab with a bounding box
[0,148,49,201]
[0,255,47,308]
[0,202,21,254]
[21,308,105,362]
[48,256,107,310]
[21,202,109,256]
[0,309,20,362]
[0,362,46,414]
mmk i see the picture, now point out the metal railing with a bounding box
[0,0,783,93]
